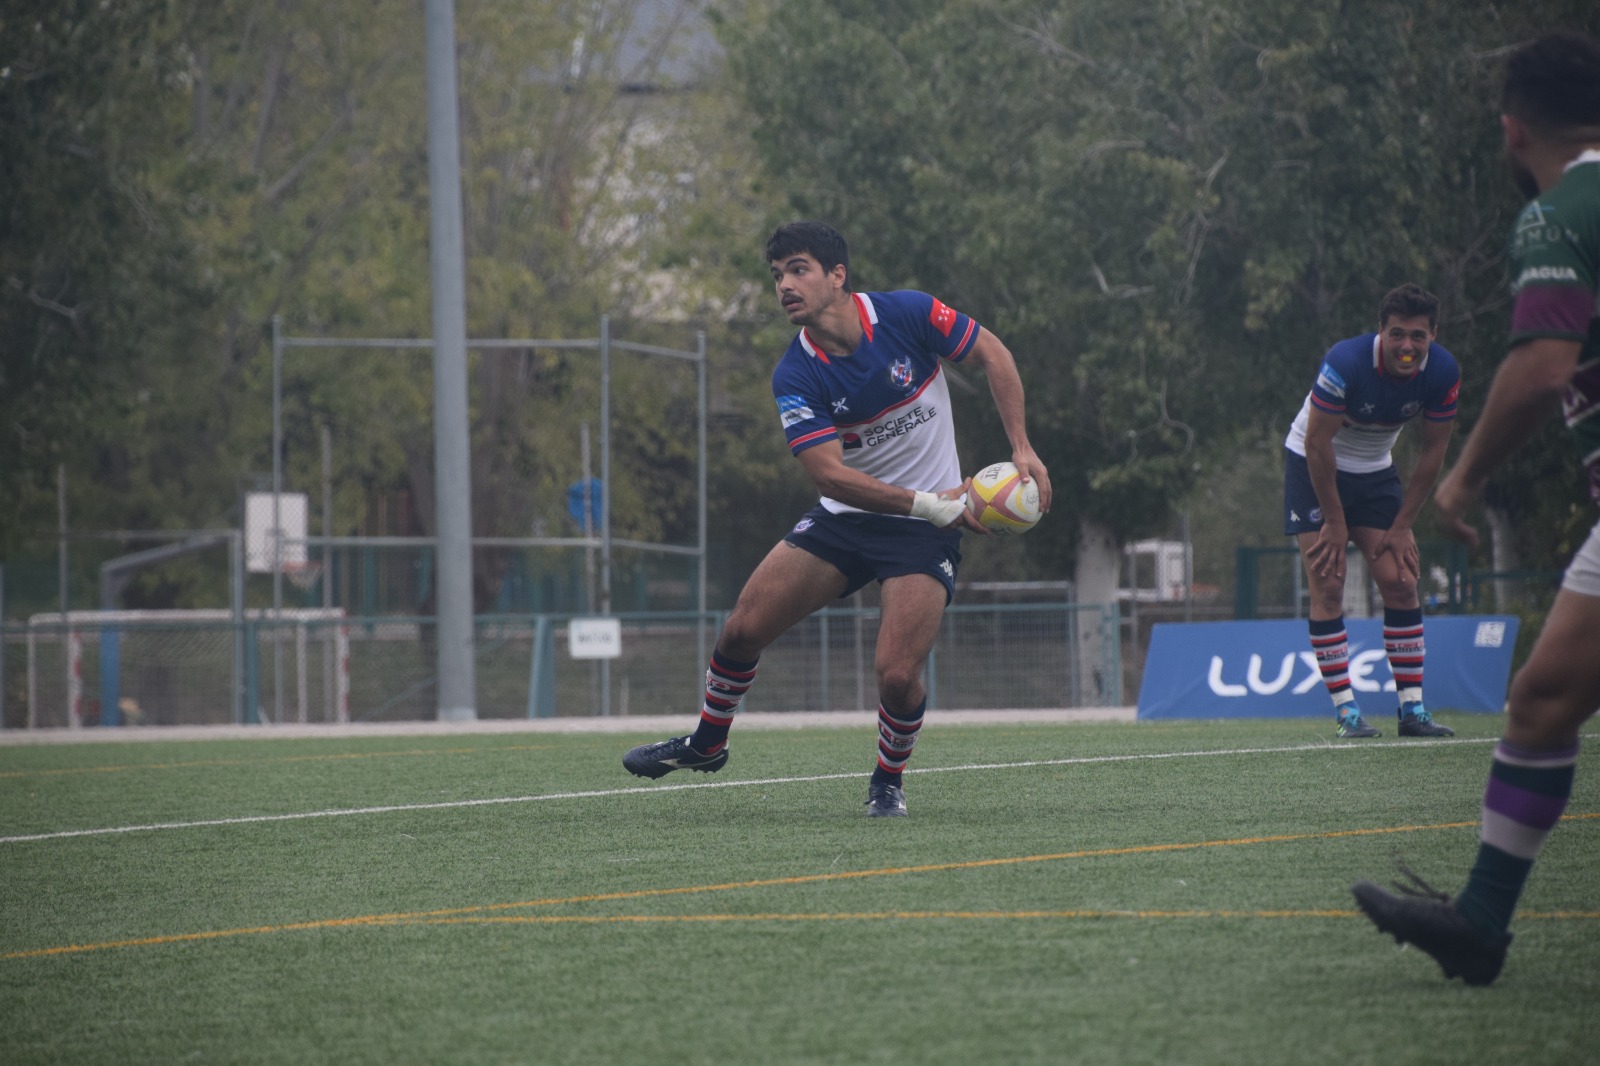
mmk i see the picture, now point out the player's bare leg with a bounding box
[622,542,847,780]
[716,542,850,660]
[1502,587,1600,748]
[862,573,949,816]
[1351,526,1419,611]
[1351,527,1450,736]
[1353,587,1600,984]
[1296,531,1378,736]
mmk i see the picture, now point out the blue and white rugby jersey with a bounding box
[1284,332,1460,473]
[772,290,980,517]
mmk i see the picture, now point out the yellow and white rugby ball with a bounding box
[966,461,1042,534]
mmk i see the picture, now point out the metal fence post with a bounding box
[526,614,555,718]
[1103,602,1123,706]
[243,618,261,725]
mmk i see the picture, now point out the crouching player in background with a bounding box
[1283,283,1460,739]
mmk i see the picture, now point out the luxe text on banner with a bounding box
[1137,617,1518,720]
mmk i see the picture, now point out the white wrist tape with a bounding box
[910,490,965,528]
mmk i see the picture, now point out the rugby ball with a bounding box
[966,461,1042,534]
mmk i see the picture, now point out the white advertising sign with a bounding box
[568,617,622,659]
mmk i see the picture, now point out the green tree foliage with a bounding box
[11,0,1598,620]
[714,0,1600,579]
[0,1,215,558]
[3,0,773,610]
[221,0,768,609]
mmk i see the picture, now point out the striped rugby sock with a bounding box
[688,650,759,755]
[1455,741,1579,936]
[870,700,926,786]
[1383,606,1425,704]
[1308,616,1355,711]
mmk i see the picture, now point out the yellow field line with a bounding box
[411,909,1367,925]
[398,908,1600,927]
[7,812,1596,961]
[0,745,552,779]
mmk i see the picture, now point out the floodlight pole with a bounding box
[599,315,612,716]
[424,0,477,720]
[696,330,708,672]
[272,315,284,723]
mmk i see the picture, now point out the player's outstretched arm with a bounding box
[965,329,1052,513]
[794,441,981,530]
[1378,417,1455,579]
[1434,336,1579,545]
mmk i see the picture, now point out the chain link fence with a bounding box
[2,601,1121,729]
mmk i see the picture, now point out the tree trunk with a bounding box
[1074,517,1122,705]
[1485,505,1520,611]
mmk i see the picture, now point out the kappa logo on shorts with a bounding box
[792,517,815,533]
[939,559,954,579]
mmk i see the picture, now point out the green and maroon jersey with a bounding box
[1507,149,1600,501]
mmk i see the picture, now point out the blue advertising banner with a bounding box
[1137,616,1519,720]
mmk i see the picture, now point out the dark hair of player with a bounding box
[765,221,851,290]
[1378,282,1440,331]
[1501,30,1600,134]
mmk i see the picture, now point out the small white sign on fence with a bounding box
[568,617,622,659]
[245,492,309,573]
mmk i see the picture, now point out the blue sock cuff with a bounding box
[710,650,760,672]
[879,699,927,727]
[1383,606,1423,628]
[1308,616,1345,637]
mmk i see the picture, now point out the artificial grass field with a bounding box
[2,714,1597,1065]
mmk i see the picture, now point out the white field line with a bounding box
[0,736,1508,845]
[0,708,1135,745]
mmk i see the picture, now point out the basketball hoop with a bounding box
[284,561,323,592]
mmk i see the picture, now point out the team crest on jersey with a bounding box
[1515,200,1551,232]
[888,358,916,393]
[1400,401,1420,419]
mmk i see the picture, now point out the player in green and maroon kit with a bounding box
[1351,30,1600,985]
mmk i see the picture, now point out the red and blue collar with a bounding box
[799,292,877,363]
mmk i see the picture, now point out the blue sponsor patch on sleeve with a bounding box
[1315,363,1346,399]
[776,394,815,428]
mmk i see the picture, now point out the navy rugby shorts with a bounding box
[784,505,963,604]
[1282,449,1401,535]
